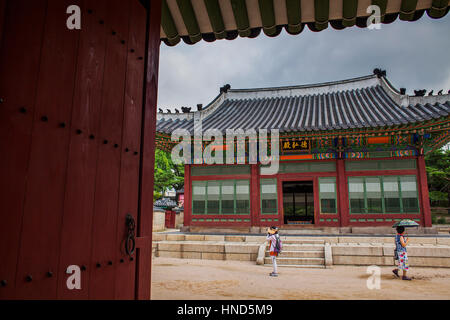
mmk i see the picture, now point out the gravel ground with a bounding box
[151,257,450,300]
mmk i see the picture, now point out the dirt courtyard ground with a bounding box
[151,257,450,300]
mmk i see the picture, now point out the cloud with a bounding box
[158,15,450,111]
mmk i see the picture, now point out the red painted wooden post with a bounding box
[184,164,191,228]
[136,0,161,300]
[250,164,260,227]
[57,0,108,299]
[0,0,47,299]
[114,0,147,300]
[277,177,283,226]
[336,159,349,227]
[313,177,320,225]
[417,156,432,227]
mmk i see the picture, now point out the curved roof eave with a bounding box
[159,0,450,46]
[379,75,450,107]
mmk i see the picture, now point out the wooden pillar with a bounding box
[417,155,432,227]
[277,177,283,227]
[184,164,191,228]
[250,164,260,228]
[336,159,349,227]
[136,0,161,300]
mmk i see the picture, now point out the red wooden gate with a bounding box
[0,0,161,300]
[165,210,176,229]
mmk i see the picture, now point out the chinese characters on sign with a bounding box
[281,139,310,153]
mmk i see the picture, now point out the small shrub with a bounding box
[437,217,447,224]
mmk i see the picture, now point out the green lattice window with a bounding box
[191,165,250,176]
[192,181,207,214]
[319,177,337,214]
[260,161,336,174]
[345,159,416,171]
[192,180,250,215]
[400,176,420,213]
[348,175,419,214]
[260,179,278,214]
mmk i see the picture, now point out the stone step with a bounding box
[268,244,325,251]
[264,257,325,265]
[281,239,325,244]
[265,250,324,258]
[264,264,325,269]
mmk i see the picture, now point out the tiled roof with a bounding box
[159,0,450,46]
[156,74,450,134]
[154,198,177,208]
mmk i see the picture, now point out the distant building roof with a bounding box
[156,73,450,134]
[153,206,166,213]
[154,198,177,208]
[176,187,184,194]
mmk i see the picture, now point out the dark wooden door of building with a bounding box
[282,181,314,225]
[0,0,160,300]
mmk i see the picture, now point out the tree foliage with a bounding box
[154,149,184,199]
[425,148,450,207]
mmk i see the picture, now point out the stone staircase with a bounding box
[263,238,326,268]
[436,226,450,235]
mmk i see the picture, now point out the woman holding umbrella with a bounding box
[392,220,418,280]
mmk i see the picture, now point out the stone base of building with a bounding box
[180,225,438,235]
[152,233,450,268]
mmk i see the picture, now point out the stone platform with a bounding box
[181,225,442,235]
[181,226,443,235]
[152,233,450,268]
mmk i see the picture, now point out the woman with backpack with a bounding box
[266,226,282,277]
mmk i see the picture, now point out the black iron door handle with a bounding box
[125,214,136,257]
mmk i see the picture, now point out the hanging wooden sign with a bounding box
[281,138,310,153]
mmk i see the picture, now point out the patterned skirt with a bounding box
[397,251,409,271]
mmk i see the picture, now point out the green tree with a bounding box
[153,149,184,199]
[425,148,450,207]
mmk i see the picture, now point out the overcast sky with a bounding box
[157,15,450,112]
